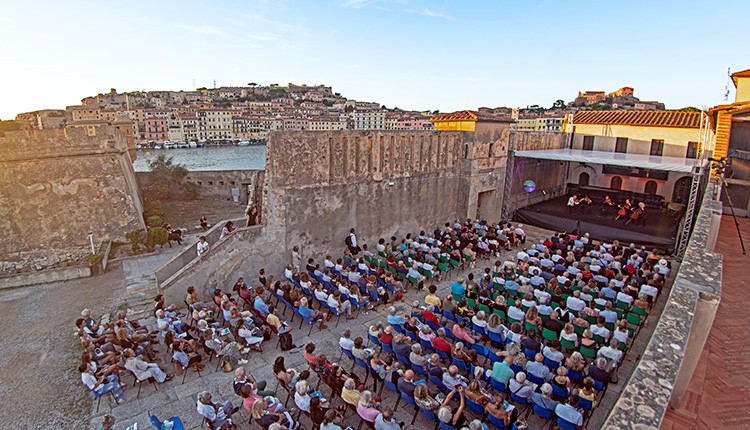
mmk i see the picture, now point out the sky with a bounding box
[1,0,749,119]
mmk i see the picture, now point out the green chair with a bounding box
[592,334,606,344]
[542,328,558,343]
[573,323,586,337]
[437,262,450,274]
[452,293,463,302]
[632,306,647,316]
[466,298,477,309]
[492,309,507,321]
[524,321,537,333]
[560,338,576,351]
[478,304,491,314]
[616,300,630,311]
[626,313,642,327]
[580,345,596,359]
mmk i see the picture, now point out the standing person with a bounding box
[197,236,210,257]
[291,246,302,270]
[346,228,360,255]
[245,204,254,227]
[200,215,209,231]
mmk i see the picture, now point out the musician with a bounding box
[567,195,579,215]
[601,195,614,216]
[579,195,593,214]
[626,202,646,226]
[615,199,632,221]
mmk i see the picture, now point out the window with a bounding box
[582,136,594,151]
[609,176,623,190]
[686,141,698,159]
[644,180,657,195]
[650,139,664,156]
[578,172,590,186]
[615,137,628,153]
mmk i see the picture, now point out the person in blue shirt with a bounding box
[298,297,329,329]
[253,286,270,317]
[451,279,466,296]
[555,395,583,429]
[386,306,406,326]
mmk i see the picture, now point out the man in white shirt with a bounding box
[340,329,355,351]
[196,236,210,257]
[526,353,552,382]
[590,316,611,341]
[507,300,526,322]
[616,291,634,306]
[566,291,586,312]
[284,264,294,281]
[314,285,329,302]
[197,391,237,428]
[597,339,623,364]
[640,283,658,299]
[517,249,529,262]
[555,396,584,428]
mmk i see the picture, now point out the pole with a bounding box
[720,178,746,254]
[88,227,95,255]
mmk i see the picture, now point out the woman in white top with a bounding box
[612,319,630,344]
[560,323,579,347]
[472,310,489,329]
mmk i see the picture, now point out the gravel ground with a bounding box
[0,265,130,429]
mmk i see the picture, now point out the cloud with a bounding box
[246,33,280,41]
[177,25,229,37]
[420,8,451,19]
[341,0,373,8]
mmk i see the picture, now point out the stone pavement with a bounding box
[661,215,750,430]
[88,224,668,430]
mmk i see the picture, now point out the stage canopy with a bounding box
[513,148,707,173]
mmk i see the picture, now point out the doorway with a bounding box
[476,190,497,220]
[578,172,590,187]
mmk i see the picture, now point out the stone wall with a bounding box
[136,170,265,205]
[504,131,570,215]
[601,186,723,429]
[0,127,145,274]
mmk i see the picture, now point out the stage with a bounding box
[513,195,681,250]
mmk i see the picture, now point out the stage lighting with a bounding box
[523,180,537,193]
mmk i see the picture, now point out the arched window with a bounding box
[672,176,692,204]
[578,172,590,187]
[610,176,623,190]
[644,180,657,195]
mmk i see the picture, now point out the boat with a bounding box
[188,141,198,148]
[163,141,176,149]
[153,145,162,149]
[177,141,189,149]
[237,139,250,146]
[197,140,206,148]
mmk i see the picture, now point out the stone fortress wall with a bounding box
[0,126,145,274]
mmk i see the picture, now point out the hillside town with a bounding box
[11,83,670,147]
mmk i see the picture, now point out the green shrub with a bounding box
[125,228,146,253]
[143,199,165,222]
[145,227,168,251]
[146,215,164,227]
[180,182,201,200]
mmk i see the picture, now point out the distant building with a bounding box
[430,110,514,131]
[15,109,66,129]
[309,116,346,131]
[634,101,665,110]
[609,87,634,98]
[574,91,607,106]
[353,111,386,130]
[144,116,168,142]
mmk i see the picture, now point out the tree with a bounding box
[678,106,701,113]
[109,88,117,94]
[142,155,188,200]
[551,99,566,110]
[344,105,354,113]
[381,105,387,110]
[248,82,257,87]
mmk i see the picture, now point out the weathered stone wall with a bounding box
[0,127,145,273]
[268,130,467,257]
[504,131,570,214]
[136,170,265,205]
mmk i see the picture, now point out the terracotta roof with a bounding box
[731,68,750,86]
[430,110,513,123]
[572,110,701,128]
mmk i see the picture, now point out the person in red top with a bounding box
[423,309,440,328]
[432,328,453,353]
[379,325,394,346]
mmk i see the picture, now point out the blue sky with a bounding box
[1,0,748,119]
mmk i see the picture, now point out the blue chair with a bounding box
[425,320,439,331]
[405,330,418,342]
[382,379,401,409]
[91,385,120,413]
[579,397,594,412]
[489,351,504,364]
[439,421,456,430]
[420,338,435,352]
[399,391,419,425]
[444,327,454,340]
[566,367,583,384]
[511,392,532,410]
[489,377,507,393]
[354,357,370,386]
[526,372,545,387]
[557,416,579,430]
[428,373,446,392]
[419,406,439,424]
[456,315,469,325]
[487,412,508,429]
[472,343,489,358]
[452,357,469,372]
[395,353,409,365]
[368,333,380,347]
[472,323,486,337]
[350,295,370,318]
[393,324,405,334]
[466,396,484,415]
[510,364,523,374]
[442,310,456,321]
[592,378,607,392]
[488,330,504,345]
[381,343,394,356]
[340,347,356,369]
[298,311,317,335]
[149,415,185,430]
[551,383,569,400]
[533,403,555,422]
[523,348,536,360]
[435,348,450,361]
[412,363,426,376]
[543,357,561,371]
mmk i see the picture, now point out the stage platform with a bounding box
[513,196,681,250]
